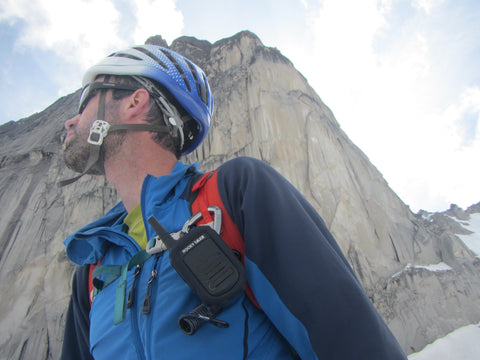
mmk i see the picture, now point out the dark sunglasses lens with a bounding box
[78,82,140,113]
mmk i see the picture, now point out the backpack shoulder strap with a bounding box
[88,260,101,306]
[192,170,260,309]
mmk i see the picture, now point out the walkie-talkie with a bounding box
[147,215,246,334]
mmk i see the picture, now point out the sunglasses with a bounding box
[78,82,140,114]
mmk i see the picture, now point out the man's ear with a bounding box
[125,88,151,120]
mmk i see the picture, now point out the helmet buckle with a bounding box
[88,120,111,146]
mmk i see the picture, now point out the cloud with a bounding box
[299,0,309,9]
[1,0,124,68]
[396,85,480,211]
[0,0,184,69]
[132,0,183,45]
[448,86,480,147]
[413,0,446,13]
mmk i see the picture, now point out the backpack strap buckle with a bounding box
[182,206,222,235]
[146,235,168,255]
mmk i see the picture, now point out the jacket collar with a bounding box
[64,161,199,265]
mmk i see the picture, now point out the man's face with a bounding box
[63,86,102,174]
[63,78,126,174]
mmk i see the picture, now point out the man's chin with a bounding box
[63,154,105,175]
[63,150,88,174]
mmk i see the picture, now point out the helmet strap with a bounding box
[131,76,185,150]
[155,96,185,150]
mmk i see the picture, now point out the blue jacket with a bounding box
[62,157,407,359]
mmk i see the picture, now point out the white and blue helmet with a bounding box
[82,45,214,155]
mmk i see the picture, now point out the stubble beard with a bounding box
[63,128,91,174]
[63,125,126,175]
[63,99,126,175]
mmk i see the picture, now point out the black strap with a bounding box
[109,123,170,134]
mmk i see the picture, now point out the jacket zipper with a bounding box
[127,264,143,309]
[130,263,147,360]
[142,265,158,314]
[127,253,162,360]
[145,254,163,360]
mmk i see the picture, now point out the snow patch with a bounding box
[408,322,480,360]
[446,215,470,226]
[419,211,435,222]
[456,213,480,257]
[414,263,453,272]
[392,262,452,279]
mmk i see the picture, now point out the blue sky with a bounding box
[0,0,479,213]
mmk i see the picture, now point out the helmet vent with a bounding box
[159,49,191,92]
[185,60,205,103]
[186,60,198,83]
[111,52,142,61]
[200,74,208,105]
[133,46,168,70]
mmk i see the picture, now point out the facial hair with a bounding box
[63,126,92,174]
[63,100,126,175]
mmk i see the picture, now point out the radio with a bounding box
[147,215,246,334]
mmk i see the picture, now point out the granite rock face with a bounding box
[0,31,479,359]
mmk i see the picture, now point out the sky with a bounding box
[0,0,479,213]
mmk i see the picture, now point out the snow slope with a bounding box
[457,212,480,257]
[408,323,480,359]
[408,211,480,359]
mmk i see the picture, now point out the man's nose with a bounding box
[65,115,80,130]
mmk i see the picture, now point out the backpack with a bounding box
[88,169,260,312]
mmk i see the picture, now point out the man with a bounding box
[61,45,407,359]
